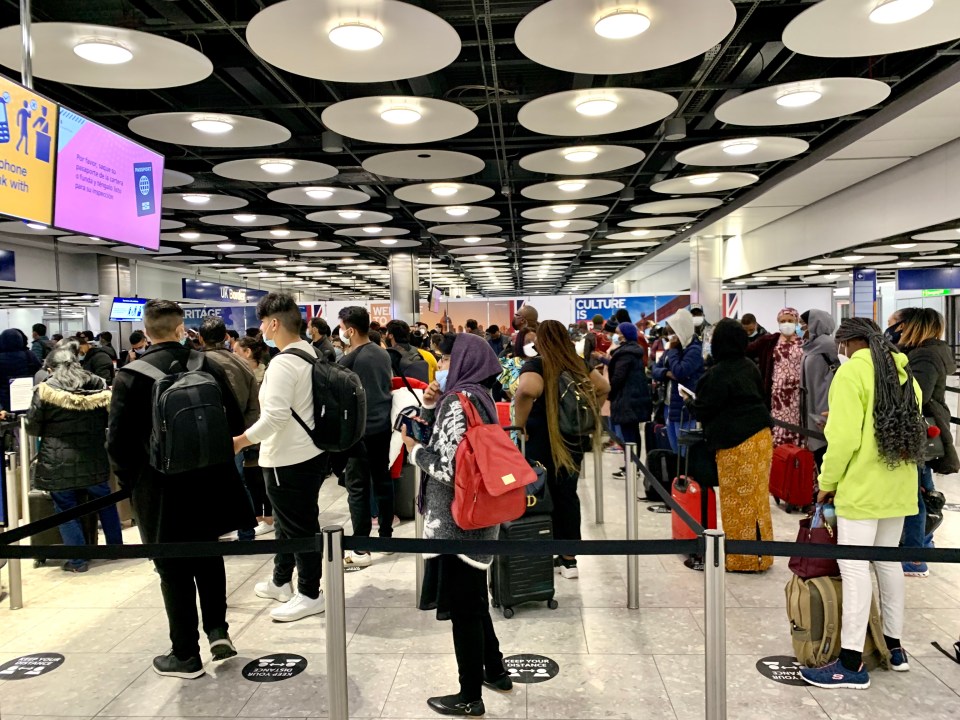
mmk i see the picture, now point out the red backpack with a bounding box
[451,394,537,530]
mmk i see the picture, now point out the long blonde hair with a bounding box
[536,320,602,473]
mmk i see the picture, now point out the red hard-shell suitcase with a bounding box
[769,444,815,512]
[671,476,717,541]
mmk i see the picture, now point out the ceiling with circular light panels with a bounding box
[2,0,959,299]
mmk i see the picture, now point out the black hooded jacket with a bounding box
[607,341,651,425]
[0,328,40,410]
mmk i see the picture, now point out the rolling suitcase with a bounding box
[491,515,558,618]
[28,489,99,566]
[671,476,717,541]
[654,424,671,451]
[395,462,417,520]
[644,448,678,501]
[770,444,815,512]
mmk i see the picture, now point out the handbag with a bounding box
[788,505,840,580]
[923,417,945,462]
[924,489,946,536]
[524,462,553,515]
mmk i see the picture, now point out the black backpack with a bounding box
[121,350,235,475]
[282,348,366,453]
[388,345,430,384]
[558,371,596,437]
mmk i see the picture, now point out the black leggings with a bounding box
[244,465,272,517]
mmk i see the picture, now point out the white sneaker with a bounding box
[219,531,239,542]
[344,550,372,568]
[270,592,325,622]
[254,521,275,536]
[255,579,294,603]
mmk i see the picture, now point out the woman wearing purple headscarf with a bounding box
[401,331,511,717]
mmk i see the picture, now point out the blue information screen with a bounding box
[110,297,147,322]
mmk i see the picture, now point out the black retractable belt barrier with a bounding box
[635,456,705,534]
[0,488,131,546]
[770,418,827,444]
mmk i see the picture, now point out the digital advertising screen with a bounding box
[0,74,58,225]
[54,108,163,250]
[109,296,147,322]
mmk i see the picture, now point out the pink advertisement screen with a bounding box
[53,108,163,250]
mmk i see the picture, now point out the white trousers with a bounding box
[837,516,906,652]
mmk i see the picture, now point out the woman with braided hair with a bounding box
[800,317,925,691]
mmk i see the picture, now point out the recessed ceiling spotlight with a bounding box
[576,98,618,116]
[298,240,318,248]
[776,89,822,108]
[563,148,599,163]
[594,8,651,39]
[430,184,459,197]
[328,22,384,51]
[182,194,211,205]
[233,214,257,223]
[897,260,915,266]
[270,229,291,237]
[843,254,865,261]
[179,231,200,240]
[546,232,565,240]
[464,237,482,244]
[274,258,288,265]
[869,0,933,24]
[558,180,587,192]
[363,226,383,234]
[259,160,294,175]
[892,243,917,249]
[305,187,335,200]
[380,238,398,245]
[73,38,133,65]
[380,107,422,125]
[445,206,470,216]
[548,220,571,229]
[338,210,362,220]
[217,242,236,251]
[476,256,489,261]
[190,116,234,134]
[342,258,354,263]
[721,139,759,156]
[552,204,577,214]
[807,264,824,269]
[630,229,650,237]
[25,222,47,230]
[688,173,719,186]
[543,253,556,258]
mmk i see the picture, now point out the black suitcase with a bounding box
[395,463,416,521]
[28,490,98,565]
[490,515,558,618]
[644,449,678,501]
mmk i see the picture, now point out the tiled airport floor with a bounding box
[1,451,959,719]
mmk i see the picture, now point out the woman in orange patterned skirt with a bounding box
[689,318,774,572]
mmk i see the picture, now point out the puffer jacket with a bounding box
[25,374,111,491]
[608,341,651,425]
[905,339,959,475]
[0,328,41,410]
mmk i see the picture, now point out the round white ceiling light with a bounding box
[26,222,47,230]
[305,187,335,200]
[363,226,383,234]
[843,254,865,261]
[445,206,470,216]
[190,116,234,134]
[546,232,565,240]
[260,160,295,175]
[721,139,759,156]
[688,173,719,186]
[869,0,933,25]
[892,242,917,249]
[549,220,570,228]
[338,210,362,220]
[380,238,399,245]
[179,231,200,240]
[73,38,133,65]
[630,229,650,237]
[553,205,577,214]
[233,214,257,223]
[380,107,422,125]
[563,148,599,163]
[594,8,651,39]
[430,184,459,197]
[328,22,384,50]
[298,239,318,248]
[558,180,587,192]
[270,229,291,237]
[182,194,210,204]
[575,98,618,116]
[776,89,822,108]
[217,243,236,251]
[464,237,482,244]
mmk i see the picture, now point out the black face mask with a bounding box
[884,321,904,346]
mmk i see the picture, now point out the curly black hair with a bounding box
[835,317,926,468]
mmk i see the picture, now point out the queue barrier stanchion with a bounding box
[322,526,349,720]
[624,442,639,610]
[414,467,425,603]
[4,449,23,609]
[703,530,727,720]
[18,416,31,536]
[593,440,604,526]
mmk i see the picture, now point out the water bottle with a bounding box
[821,502,837,529]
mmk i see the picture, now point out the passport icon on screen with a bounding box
[133,162,155,217]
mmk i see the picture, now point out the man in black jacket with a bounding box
[308,317,337,363]
[77,334,115,385]
[108,299,254,680]
[384,319,430,383]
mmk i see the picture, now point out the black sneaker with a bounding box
[207,627,237,662]
[612,469,626,479]
[62,561,89,573]
[152,651,205,679]
[483,671,513,692]
[427,694,485,716]
[683,555,705,572]
[554,556,579,579]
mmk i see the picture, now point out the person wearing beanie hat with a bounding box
[608,322,651,477]
[652,309,705,454]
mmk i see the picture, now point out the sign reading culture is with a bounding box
[0,74,58,225]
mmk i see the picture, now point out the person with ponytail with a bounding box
[800,317,924,690]
[513,320,609,579]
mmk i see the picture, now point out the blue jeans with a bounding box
[51,481,123,568]
[235,452,255,541]
[667,418,697,456]
[901,465,935,571]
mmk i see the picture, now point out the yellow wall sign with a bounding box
[0,75,58,225]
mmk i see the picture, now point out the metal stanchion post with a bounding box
[703,530,727,720]
[624,442,639,610]
[4,450,23,609]
[593,441,604,525]
[414,467,424,602]
[322,526,349,720]
[18,416,31,534]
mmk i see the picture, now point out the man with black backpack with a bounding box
[108,299,253,679]
[384,319,430,384]
[232,293,330,622]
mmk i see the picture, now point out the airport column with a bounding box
[389,252,419,325]
[689,236,722,323]
[98,256,133,349]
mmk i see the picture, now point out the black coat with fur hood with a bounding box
[25,373,111,491]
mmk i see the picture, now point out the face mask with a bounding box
[78,352,86,360]
[134,347,146,356]
[264,338,277,348]
[884,322,903,346]
[523,342,538,358]
[179,337,188,346]
[435,369,449,392]
[796,327,805,340]
[779,322,796,337]
[693,316,705,327]
[838,353,850,365]
[611,335,621,347]
[339,328,351,346]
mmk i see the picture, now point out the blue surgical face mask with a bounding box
[179,337,187,346]
[264,338,277,348]
[78,352,86,361]
[435,369,449,392]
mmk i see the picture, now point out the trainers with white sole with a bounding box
[255,579,294,603]
[344,550,373,568]
[270,592,325,622]
[254,521,275,536]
